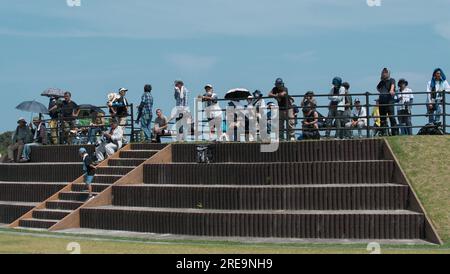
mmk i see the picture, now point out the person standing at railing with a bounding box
[371,99,382,137]
[113,88,129,126]
[377,68,399,136]
[325,77,346,139]
[396,79,414,135]
[58,92,80,144]
[268,78,295,141]
[342,82,353,139]
[427,68,450,124]
[136,84,154,142]
[172,80,190,141]
[48,96,61,145]
[198,84,223,141]
[345,99,367,139]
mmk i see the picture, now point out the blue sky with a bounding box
[1,0,450,132]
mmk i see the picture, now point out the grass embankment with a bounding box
[388,135,450,244]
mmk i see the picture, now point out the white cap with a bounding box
[118,88,128,93]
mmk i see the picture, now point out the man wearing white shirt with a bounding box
[345,99,367,139]
[396,79,414,135]
[427,68,450,124]
[95,119,124,162]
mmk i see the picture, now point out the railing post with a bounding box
[365,91,371,138]
[130,103,135,143]
[443,91,447,134]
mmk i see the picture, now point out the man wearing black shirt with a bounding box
[376,68,398,136]
[60,92,80,144]
[268,78,294,141]
[114,88,129,126]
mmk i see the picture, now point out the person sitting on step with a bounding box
[95,118,124,162]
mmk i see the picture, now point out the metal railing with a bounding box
[194,90,449,141]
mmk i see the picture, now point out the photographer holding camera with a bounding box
[95,118,124,162]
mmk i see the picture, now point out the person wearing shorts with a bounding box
[79,147,96,199]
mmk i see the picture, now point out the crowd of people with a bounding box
[3,67,449,164]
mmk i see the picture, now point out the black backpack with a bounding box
[417,123,444,135]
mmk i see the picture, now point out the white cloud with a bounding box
[2,0,450,39]
[434,22,450,41]
[166,53,218,73]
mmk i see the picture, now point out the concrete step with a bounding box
[59,191,99,202]
[46,200,84,211]
[32,209,72,220]
[80,206,425,240]
[112,184,410,210]
[119,150,158,159]
[71,183,110,193]
[96,166,135,176]
[143,161,395,185]
[93,175,123,184]
[108,158,147,167]
[19,218,58,229]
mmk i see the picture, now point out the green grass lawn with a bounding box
[0,229,449,254]
[388,135,450,244]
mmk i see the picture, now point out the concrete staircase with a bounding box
[78,140,441,243]
[13,144,164,230]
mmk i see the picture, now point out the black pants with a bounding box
[379,102,398,136]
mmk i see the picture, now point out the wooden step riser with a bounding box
[93,176,123,184]
[172,140,385,163]
[59,192,93,202]
[107,159,146,167]
[0,183,67,203]
[80,209,425,239]
[0,204,36,224]
[96,167,135,175]
[46,201,83,211]
[71,184,109,193]
[129,144,167,150]
[144,162,395,185]
[0,164,82,182]
[32,210,71,220]
[119,151,158,159]
[113,185,410,210]
[19,219,57,229]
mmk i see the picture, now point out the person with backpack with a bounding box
[79,147,96,200]
[427,68,450,124]
[268,78,295,141]
[325,77,346,139]
[136,84,154,142]
[377,68,398,136]
[396,79,414,135]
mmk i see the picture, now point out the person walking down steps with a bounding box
[79,147,96,200]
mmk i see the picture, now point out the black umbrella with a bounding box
[224,88,251,100]
[41,88,67,98]
[16,100,49,114]
[78,104,105,118]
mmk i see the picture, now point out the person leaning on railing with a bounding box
[395,79,414,136]
[427,68,450,124]
[376,68,399,136]
[268,78,295,141]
